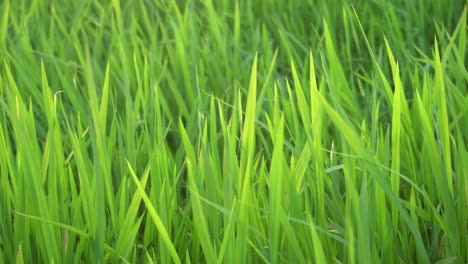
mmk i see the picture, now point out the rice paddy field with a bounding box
[0,0,467,263]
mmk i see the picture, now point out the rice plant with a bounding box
[0,0,467,263]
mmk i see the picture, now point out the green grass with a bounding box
[0,0,467,263]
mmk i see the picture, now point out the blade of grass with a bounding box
[127,161,181,264]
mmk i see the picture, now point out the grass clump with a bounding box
[0,0,467,263]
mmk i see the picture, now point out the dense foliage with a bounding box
[0,0,467,263]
